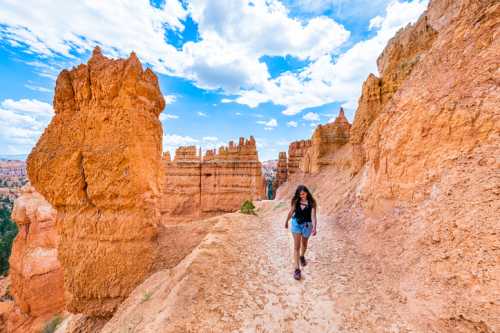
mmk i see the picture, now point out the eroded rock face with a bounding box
[287,140,312,177]
[201,137,264,213]
[301,108,351,173]
[275,152,287,190]
[27,47,165,316]
[160,146,202,220]
[160,137,265,220]
[350,13,438,174]
[9,186,63,318]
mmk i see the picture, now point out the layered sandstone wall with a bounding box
[201,137,264,213]
[27,47,165,316]
[160,146,202,219]
[160,137,265,220]
[275,152,287,189]
[278,0,500,331]
[287,140,311,177]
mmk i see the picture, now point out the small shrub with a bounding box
[240,200,256,215]
[42,315,63,333]
[141,291,152,303]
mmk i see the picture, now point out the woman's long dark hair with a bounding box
[291,185,316,210]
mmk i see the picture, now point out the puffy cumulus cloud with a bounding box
[0,1,188,75]
[1,99,53,115]
[0,98,53,153]
[0,0,426,120]
[0,0,347,95]
[232,0,428,115]
[257,118,278,130]
[189,0,349,60]
[202,136,218,141]
[287,120,298,127]
[302,112,320,121]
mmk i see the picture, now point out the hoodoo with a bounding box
[26,47,165,316]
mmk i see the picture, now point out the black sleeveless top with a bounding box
[294,201,312,224]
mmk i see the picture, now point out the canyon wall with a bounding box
[160,137,265,221]
[5,186,63,332]
[278,0,500,331]
[26,47,165,316]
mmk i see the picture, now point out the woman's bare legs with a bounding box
[300,236,309,257]
[292,233,302,270]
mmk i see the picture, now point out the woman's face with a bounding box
[299,190,308,200]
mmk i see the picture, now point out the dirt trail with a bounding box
[101,200,414,333]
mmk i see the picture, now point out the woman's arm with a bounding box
[285,205,294,229]
[311,207,317,236]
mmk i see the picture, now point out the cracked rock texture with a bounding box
[27,47,165,317]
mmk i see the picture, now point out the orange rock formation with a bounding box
[26,47,165,316]
[287,140,311,177]
[5,186,64,332]
[301,108,351,173]
[278,0,500,330]
[276,152,287,187]
[160,137,265,220]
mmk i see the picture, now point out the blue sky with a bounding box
[0,0,427,161]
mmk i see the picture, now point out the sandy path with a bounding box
[101,200,412,333]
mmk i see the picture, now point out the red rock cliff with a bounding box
[26,47,165,316]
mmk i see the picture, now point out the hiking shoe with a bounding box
[293,268,301,280]
[300,255,307,267]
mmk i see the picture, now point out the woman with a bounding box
[285,185,317,280]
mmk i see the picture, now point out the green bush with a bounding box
[0,201,18,276]
[42,315,63,333]
[240,200,256,215]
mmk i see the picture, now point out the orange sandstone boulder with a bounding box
[27,47,165,316]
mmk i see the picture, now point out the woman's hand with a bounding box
[285,220,289,229]
[312,227,317,236]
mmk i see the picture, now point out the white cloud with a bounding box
[257,118,278,131]
[369,15,384,30]
[0,0,427,124]
[302,112,320,121]
[221,98,232,103]
[287,120,298,127]
[235,112,242,116]
[1,98,53,115]
[197,111,208,117]
[0,98,53,153]
[163,134,198,145]
[163,95,177,106]
[24,84,52,93]
[202,136,218,141]
[159,113,179,121]
[232,0,428,115]
[0,0,349,98]
[257,118,278,128]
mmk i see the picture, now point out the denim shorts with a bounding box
[291,217,312,238]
